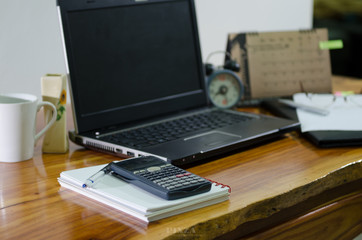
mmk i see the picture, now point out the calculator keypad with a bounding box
[133,164,209,191]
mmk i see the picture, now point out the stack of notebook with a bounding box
[58,164,230,222]
[261,95,362,147]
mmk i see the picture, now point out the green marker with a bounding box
[319,40,343,50]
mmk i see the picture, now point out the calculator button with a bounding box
[147,166,161,172]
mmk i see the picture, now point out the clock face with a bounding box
[207,71,242,109]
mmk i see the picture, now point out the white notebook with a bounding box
[58,164,230,222]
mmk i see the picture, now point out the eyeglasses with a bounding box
[305,93,362,109]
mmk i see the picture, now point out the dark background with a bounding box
[313,0,362,78]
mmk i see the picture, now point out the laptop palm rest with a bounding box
[184,131,241,151]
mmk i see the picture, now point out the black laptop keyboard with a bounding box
[101,110,252,149]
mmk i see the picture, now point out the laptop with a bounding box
[57,0,300,166]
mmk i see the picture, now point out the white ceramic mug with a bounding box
[0,93,57,162]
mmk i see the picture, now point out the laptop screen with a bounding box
[58,0,207,133]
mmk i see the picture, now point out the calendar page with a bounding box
[227,29,332,103]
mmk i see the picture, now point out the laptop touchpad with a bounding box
[184,131,241,151]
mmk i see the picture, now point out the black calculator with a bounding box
[110,156,212,200]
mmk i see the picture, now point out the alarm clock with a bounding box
[205,51,243,109]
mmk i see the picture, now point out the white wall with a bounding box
[195,0,314,65]
[0,0,66,98]
[0,0,313,99]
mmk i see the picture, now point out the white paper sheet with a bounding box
[293,93,362,132]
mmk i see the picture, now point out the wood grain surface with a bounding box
[0,76,361,240]
[240,190,362,240]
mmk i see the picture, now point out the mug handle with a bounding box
[35,101,57,143]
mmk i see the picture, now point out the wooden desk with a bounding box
[1,77,362,240]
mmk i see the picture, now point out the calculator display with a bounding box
[116,157,163,171]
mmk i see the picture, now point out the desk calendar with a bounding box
[227,28,332,103]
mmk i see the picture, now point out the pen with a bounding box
[82,162,113,188]
[278,99,329,116]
